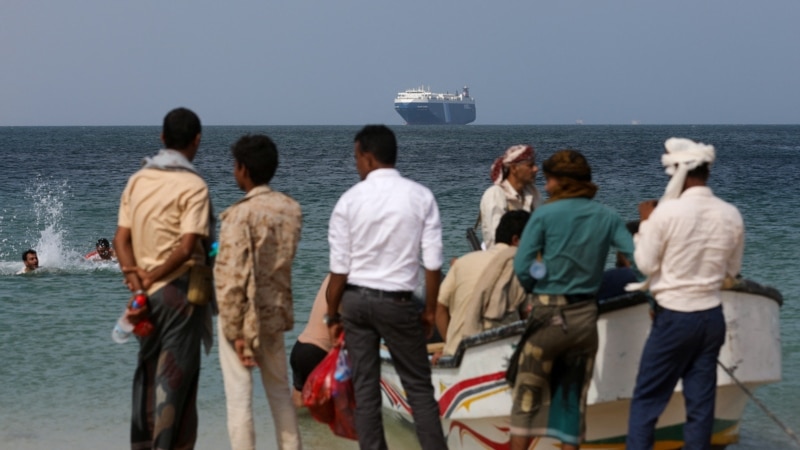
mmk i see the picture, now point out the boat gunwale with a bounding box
[381,278,782,369]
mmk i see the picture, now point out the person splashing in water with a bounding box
[85,238,117,261]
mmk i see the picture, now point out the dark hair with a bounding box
[96,238,110,248]
[231,134,279,186]
[354,125,397,165]
[162,107,202,150]
[687,162,710,181]
[542,149,592,181]
[495,210,531,245]
[22,249,36,261]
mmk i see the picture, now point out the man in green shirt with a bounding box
[510,149,635,450]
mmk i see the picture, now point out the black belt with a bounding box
[345,284,413,300]
[565,293,595,304]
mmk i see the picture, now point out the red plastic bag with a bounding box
[302,339,358,440]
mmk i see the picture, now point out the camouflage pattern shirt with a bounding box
[214,185,302,357]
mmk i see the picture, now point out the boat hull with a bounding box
[379,282,782,449]
[394,101,476,125]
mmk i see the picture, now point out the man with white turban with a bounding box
[479,144,543,248]
[626,138,745,450]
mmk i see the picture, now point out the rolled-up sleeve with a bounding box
[420,193,443,271]
[328,196,351,274]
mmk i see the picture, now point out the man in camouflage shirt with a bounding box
[214,134,303,450]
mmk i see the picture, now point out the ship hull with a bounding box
[394,101,476,125]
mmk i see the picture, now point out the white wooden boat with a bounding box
[379,279,782,449]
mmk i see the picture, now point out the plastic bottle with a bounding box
[529,260,547,280]
[334,348,352,382]
[111,292,154,343]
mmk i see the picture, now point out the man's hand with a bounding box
[430,350,444,365]
[421,308,436,339]
[638,199,658,222]
[234,338,257,368]
[327,322,343,344]
[124,293,149,324]
[122,266,153,290]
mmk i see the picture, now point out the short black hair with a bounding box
[162,107,202,150]
[687,162,710,181]
[231,134,279,186]
[354,125,397,165]
[495,210,531,245]
[96,238,110,248]
[22,249,36,261]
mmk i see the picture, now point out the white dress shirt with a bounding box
[329,168,443,292]
[634,186,744,312]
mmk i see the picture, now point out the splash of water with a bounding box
[1,177,106,275]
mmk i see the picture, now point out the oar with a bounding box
[717,360,800,447]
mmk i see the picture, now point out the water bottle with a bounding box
[529,260,547,280]
[334,348,352,382]
[111,292,154,343]
[111,313,135,344]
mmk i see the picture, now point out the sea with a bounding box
[0,125,798,449]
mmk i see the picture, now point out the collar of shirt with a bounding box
[679,185,713,198]
[365,167,400,181]
[221,185,273,219]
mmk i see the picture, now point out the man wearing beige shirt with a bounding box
[214,134,303,450]
[434,210,531,362]
[114,107,213,449]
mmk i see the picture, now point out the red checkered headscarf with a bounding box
[490,145,534,186]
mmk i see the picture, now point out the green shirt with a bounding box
[513,197,635,295]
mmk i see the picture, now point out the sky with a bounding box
[2,1,799,126]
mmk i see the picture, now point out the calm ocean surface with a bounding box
[0,125,798,449]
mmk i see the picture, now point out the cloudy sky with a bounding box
[2,0,799,126]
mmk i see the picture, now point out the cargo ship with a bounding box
[394,85,476,125]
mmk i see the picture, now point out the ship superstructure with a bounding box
[394,85,476,125]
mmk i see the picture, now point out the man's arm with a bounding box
[435,303,450,342]
[633,201,664,277]
[513,215,541,293]
[214,218,256,367]
[123,234,200,290]
[423,268,442,338]
[326,272,348,342]
[435,265,457,340]
[114,226,141,292]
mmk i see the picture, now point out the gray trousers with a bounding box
[341,286,447,450]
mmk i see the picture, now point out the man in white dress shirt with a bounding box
[326,125,447,450]
[626,138,745,450]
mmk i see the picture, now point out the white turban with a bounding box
[626,137,716,293]
[660,137,715,201]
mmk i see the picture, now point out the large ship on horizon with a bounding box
[394,85,476,125]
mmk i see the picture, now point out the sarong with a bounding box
[509,294,598,445]
[130,273,208,450]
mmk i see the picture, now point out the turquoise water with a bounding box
[1,125,798,449]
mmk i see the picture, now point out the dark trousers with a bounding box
[131,276,206,450]
[626,305,726,450]
[341,286,447,450]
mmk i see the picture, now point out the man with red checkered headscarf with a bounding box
[479,144,543,248]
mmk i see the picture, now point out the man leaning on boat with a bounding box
[434,210,532,363]
[625,138,744,450]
